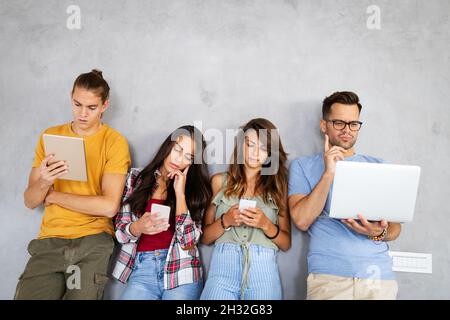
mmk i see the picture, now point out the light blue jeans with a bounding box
[120,249,203,300]
[200,243,282,300]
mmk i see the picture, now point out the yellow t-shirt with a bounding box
[32,122,131,239]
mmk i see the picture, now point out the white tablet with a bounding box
[42,134,87,182]
[329,161,421,223]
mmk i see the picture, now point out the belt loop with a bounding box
[136,252,141,264]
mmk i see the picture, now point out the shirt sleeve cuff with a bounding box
[125,222,139,243]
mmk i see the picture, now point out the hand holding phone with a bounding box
[239,199,257,211]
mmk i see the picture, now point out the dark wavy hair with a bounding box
[125,125,212,224]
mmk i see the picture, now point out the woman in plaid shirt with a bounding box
[112,125,212,300]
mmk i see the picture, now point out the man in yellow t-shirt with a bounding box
[15,70,131,300]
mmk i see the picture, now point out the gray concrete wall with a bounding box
[0,0,449,299]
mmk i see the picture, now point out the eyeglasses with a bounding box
[173,142,194,164]
[326,119,363,131]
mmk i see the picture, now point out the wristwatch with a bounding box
[220,214,231,231]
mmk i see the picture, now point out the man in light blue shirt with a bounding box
[288,91,401,300]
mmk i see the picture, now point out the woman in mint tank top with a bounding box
[200,118,291,300]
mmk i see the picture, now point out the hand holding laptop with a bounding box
[341,214,389,238]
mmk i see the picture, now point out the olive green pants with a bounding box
[14,232,115,300]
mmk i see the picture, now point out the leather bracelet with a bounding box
[220,214,231,231]
[368,227,388,241]
[264,224,280,240]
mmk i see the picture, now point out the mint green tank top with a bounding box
[213,173,280,250]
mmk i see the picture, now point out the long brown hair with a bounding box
[125,125,212,223]
[224,118,288,211]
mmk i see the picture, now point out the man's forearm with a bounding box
[384,223,401,241]
[47,191,119,217]
[24,180,51,209]
[291,173,334,230]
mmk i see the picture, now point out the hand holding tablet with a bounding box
[38,154,70,188]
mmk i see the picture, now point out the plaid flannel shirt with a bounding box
[111,168,203,289]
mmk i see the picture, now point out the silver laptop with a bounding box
[329,161,421,223]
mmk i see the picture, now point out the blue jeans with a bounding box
[200,243,282,300]
[120,250,202,300]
